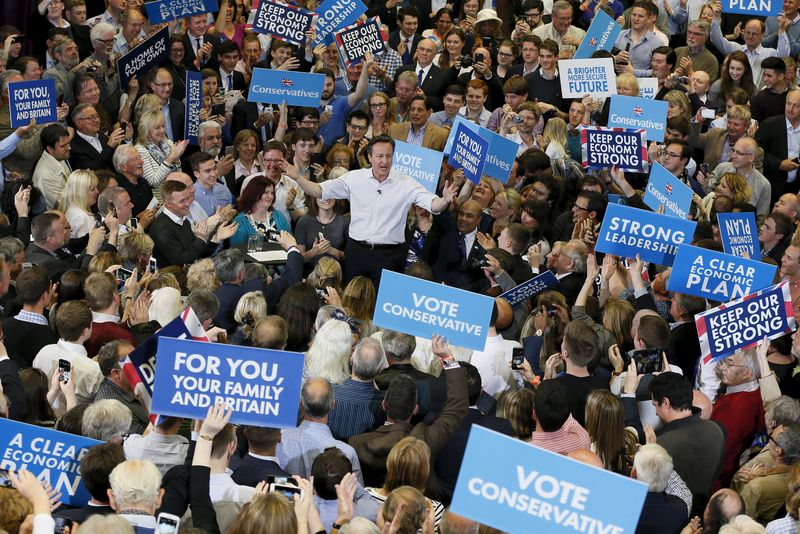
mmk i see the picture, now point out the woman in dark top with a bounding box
[161,34,188,98]
[294,197,348,269]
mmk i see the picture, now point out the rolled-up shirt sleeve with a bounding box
[319,176,351,201]
[410,182,439,213]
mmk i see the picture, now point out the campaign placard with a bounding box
[668,244,777,301]
[643,162,693,219]
[151,337,304,427]
[117,26,169,90]
[443,115,517,183]
[574,10,621,59]
[722,0,783,16]
[637,77,658,99]
[451,426,648,534]
[558,58,617,99]
[334,17,388,67]
[184,70,202,145]
[144,0,218,24]
[393,141,444,193]
[595,203,697,266]
[608,94,668,142]
[696,282,795,364]
[252,0,315,46]
[499,271,559,307]
[608,194,629,205]
[373,270,494,350]
[581,126,647,172]
[718,212,761,259]
[8,79,57,128]
[448,122,490,183]
[0,419,102,506]
[313,0,368,46]
[248,69,325,107]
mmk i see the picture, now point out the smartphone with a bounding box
[155,512,180,534]
[794,157,800,165]
[109,201,117,218]
[146,196,159,210]
[512,114,524,124]
[324,104,333,114]
[217,87,225,97]
[318,232,324,241]
[0,469,13,488]
[53,517,74,534]
[624,348,663,375]
[12,35,23,44]
[129,217,138,229]
[699,162,709,175]
[265,475,291,485]
[120,120,128,131]
[269,482,304,500]
[310,152,326,166]
[700,108,715,119]
[618,42,630,65]
[149,257,158,273]
[475,52,485,63]
[117,267,134,283]
[58,358,71,384]
[225,145,235,159]
[57,94,64,106]
[511,347,524,370]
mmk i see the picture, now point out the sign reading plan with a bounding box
[721,0,782,16]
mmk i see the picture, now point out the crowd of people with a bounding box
[4,0,800,532]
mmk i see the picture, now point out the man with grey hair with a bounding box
[69,103,124,171]
[548,238,588,303]
[675,20,720,82]
[107,460,163,530]
[79,22,121,114]
[42,37,80,104]
[187,121,234,178]
[374,330,434,391]
[82,399,134,443]
[277,377,364,483]
[531,0,585,57]
[328,337,387,440]
[633,444,688,532]
[113,144,156,221]
[98,187,136,235]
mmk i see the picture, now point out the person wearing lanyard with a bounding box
[284,135,458,289]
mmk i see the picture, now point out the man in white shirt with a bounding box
[245,140,306,224]
[86,0,126,29]
[464,303,522,398]
[33,124,72,210]
[112,9,145,56]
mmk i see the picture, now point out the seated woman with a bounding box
[134,110,187,190]
[230,176,290,246]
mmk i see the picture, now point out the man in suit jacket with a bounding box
[689,105,763,174]
[388,95,450,152]
[394,38,451,110]
[667,292,705,382]
[232,426,290,487]
[231,100,273,149]
[69,104,125,171]
[755,90,800,198]
[432,200,488,293]
[150,68,185,142]
[387,7,423,63]
[218,41,248,94]
[33,124,73,210]
[25,212,104,281]
[182,15,221,71]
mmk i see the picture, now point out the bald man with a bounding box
[708,136,772,223]
[393,38,451,111]
[432,199,488,292]
[774,192,800,223]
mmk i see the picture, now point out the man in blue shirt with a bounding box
[191,152,232,217]
[317,53,375,146]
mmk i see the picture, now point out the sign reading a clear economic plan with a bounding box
[581,126,647,173]
[451,426,648,534]
[574,10,621,59]
[722,0,782,16]
[144,0,218,24]
[643,162,693,219]
[393,141,444,193]
[373,270,494,351]
[608,94,668,142]
[718,212,761,259]
[444,115,517,183]
[500,271,559,307]
[8,79,57,128]
[448,122,490,183]
[117,26,169,90]
[184,70,202,145]
[595,203,697,267]
[252,0,315,46]
[313,0,368,46]
[696,282,795,364]
[558,58,617,99]
[248,69,325,107]
[0,419,102,506]
[668,244,777,302]
[151,337,304,427]
[334,17,388,68]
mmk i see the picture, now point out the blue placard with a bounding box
[499,271,559,307]
[393,141,444,193]
[334,17,388,68]
[448,122,490,183]
[643,162,693,219]
[722,0,783,15]
[313,0,368,46]
[117,26,169,91]
[373,270,494,350]
[252,0,315,46]
[718,212,761,259]
[0,419,102,506]
[668,244,777,301]
[444,115,516,183]
[608,94,668,142]
[595,203,697,266]
[247,68,325,107]
[151,337,304,427]
[144,0,218,24]
[607,194,628,205]
[8,79,57,128]
[451,426,648,534]
[582,127,647,172]
[184,70,202,145]
[574,10,622,59]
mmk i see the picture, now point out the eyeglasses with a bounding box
[369,102,387,108]
[152,82,173,87]
[732,149,754,156]
[664,151,682,158]
[573,204,591,211]
[76,114,100,121]
[525,11,542,17]
[94,37,114,44]
[348,124,367,131]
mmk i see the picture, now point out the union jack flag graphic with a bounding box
[589,37,597,46]
[633,106,643,116]
[281,78,294,87]
[665,184,673,194]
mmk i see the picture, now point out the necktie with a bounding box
[227,74,233,90]
[195,38,204,64]
[457,232,467,268]
[417,68,424,84]
[402,39,411,64]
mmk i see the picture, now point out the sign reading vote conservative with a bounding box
[581,126,647,172]
[668,244,777,301]
[151,337,304,427]
[444,115,517,183]
[144,0,218,24]
[335,17,387,68]
[373,270,494,350]
[595,203,696,266]
[721,0,782,16]
[0,419,102,506]
[313,0,368,46]
[451,426,648,534]
[8,79,57,128]
[248,69,325,107]
[574,10,621,59]
[184,71,202,144]
[449,122,489,183]
[608,94,668,142]
[643,162,693,219]
[500,271,559,307]
[117,26,169,90]
[696,282,795,364]
[252,0,315,46]
[718,212,761,259]
[393,141,444,193]
[558,58,616,99]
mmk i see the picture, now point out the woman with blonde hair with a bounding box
[378,486,432,534]
[326,144,356,173]
[585,390,638,475]
[342,276,377,337]
[134,109,188,189]
[231,291,267,346]
[148,286,183,327]
[227,493,301,534]
[186,258,221,293]
[306,256,343,295]
[700,172,752,219]
[489,189,522,237]
[540,117,568,160]
[118,232,155,272]
[88,251,122,274]
[364,91,395,138]
[58,169,99,238]
[664,90,692,122]
[303,319,353,384]
[497,388,535,440]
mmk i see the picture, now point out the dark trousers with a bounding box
[344,239,406,290]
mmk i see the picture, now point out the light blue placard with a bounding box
[643,162,693,219]
[252,0,315,46]
[184,70,202,144]
[499,271,559,307]
[608,94,668,142]
[668,244,777,301]
[443,115,516,183]
[313,0,368,46]
[448,121,490,183]
[0,419,102,506]
[451,426,648,534]
[151,337,304,428]
[117,26,169,90]
[8,79,57,128]
[393,141,444,193]
[722,0,782,16]
[607,194,628,205]
[247,69,325,107]
[595,203,696,266]
[144,0,218,23]
[574,10,622,59]
[373,270,494,350]
[718,212,761,259]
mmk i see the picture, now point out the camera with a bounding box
[676,76,690,84]
[624,349,663,375]
[460,55,473,68]
[265,229,279,243]
[512,114,524,124]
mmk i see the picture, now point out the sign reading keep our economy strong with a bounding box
[251,0,316,46]
[184,70,202,144]
[581,126,648,172]
[334,17,388,68]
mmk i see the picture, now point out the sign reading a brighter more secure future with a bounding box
[443,115,517,183]
[144,0,218,24]
[448,122,490,183]
[607,94,668,142]
[8,79,57,128]
[392,141,444,193]
[313,0,368,46]
[117,26,170,90]
[581,126,648,172]
[334,17,388,68]
[573,10,621,59]
[718,212,761,259]
[252,0,315,46]
[248,69,325,107]
[373,270,495,351]
[643,163,693,219]
[558,58,617,99]
[451,426,648,534]
[184,70,202,144]
[721,0,783,16]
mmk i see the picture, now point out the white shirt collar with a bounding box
[56,339,88,356]
[163,206,186,225]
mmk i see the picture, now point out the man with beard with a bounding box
[183,121,234,178]
[42,37,79,104]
